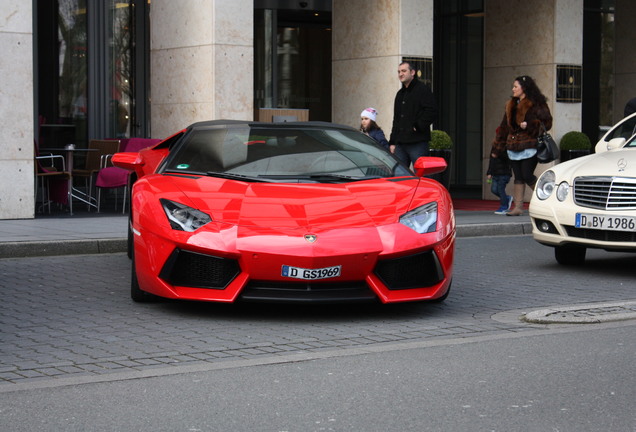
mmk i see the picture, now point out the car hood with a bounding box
[553,148,636,180]
[160,175,442,229]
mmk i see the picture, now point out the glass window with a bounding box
[37,0,147,149]
[58,0,88,125]
[108,1,134,139]
[162,125,406,180]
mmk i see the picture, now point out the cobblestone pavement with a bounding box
[1,236,634,386]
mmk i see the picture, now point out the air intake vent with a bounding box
[374,250,444,290]
[160,249,240,289]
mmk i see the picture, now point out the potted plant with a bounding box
[559,131,591,162]
[429,130,453,189]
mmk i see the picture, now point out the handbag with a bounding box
[536,123,559,163]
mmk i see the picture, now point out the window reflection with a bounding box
[109,1,133,138]
[38,0,136,148]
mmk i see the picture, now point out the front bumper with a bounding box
[530,200,636,251]
[133,224,455,304]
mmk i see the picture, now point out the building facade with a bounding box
[1,0,634,220]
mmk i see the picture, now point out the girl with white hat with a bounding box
[360,107,389,150]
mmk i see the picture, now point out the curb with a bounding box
[455,222,532,238]
[0,239,127,259]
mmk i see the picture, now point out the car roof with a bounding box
[187,119,358,133]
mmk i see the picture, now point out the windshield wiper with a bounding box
[309,174,370,182]
[258,174,379,183]
[205,171,272,183]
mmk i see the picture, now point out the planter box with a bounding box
[560,149,590,162]
[428,148,452,189]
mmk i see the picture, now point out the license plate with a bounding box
[575,213,636,231]
[281,265,341,280]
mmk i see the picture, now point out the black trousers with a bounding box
[510,154,538,186]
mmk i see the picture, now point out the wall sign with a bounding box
[556,65,582,103]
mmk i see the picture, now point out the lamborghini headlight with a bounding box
[400,202,437,233]
[160,199,211,232]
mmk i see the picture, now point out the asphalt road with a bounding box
[1,235,635,431]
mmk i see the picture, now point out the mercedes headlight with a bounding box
[536,170,556,200]
[556,182,570,202]
[161,199,211,232]
[400,202,437,233]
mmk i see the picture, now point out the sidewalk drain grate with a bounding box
[523,300,636,324]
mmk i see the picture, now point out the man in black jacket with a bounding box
[389,61,438,167]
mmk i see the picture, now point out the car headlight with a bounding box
[160,199,211,232]
[556,182,570,202]
[536,170,556,200]
[400,202,437,233]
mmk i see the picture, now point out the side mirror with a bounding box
[607,137,626,150]
[595,137,626,153]
[594,137,626,153]
[413,156,447,177]
[112,152,144,171]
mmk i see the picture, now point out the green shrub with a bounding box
[559,131,591,150]
[430,130,453,149]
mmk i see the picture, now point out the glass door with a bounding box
[254,1,332,121]
[434,0,484,195]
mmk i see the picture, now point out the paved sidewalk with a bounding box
[0,210,531,258]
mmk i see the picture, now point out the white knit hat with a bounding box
[360,107,377,122]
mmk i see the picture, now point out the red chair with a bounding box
[34,140,72,214]
[95,138,161,213]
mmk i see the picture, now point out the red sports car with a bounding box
[113,120,455,304]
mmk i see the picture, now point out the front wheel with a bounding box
[126,219,133,259]
[554,244,586,266]
[131,250,153,302]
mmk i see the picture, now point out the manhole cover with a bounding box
[523,300,636,324]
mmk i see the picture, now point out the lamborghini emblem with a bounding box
[304,234,317,243]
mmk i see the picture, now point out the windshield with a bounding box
[160,125,410,182]
[625,134,636,148]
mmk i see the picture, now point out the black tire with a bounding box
[554,244,586,266]
[126,175,136,259]
[126,219,133,259]
[130,250,153,302]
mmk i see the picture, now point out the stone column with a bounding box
[0,2,34,219]
[332,0,434,132]
[150,0,253,139]
[483,0,583,199]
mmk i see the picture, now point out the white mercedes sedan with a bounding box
[530,113,636,265]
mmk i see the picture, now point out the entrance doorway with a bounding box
[254,1,332,121]
[435,0,484,197]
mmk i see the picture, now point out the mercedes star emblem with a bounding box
[617,158,627,172]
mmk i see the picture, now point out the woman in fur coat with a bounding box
[491,75,552,216]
